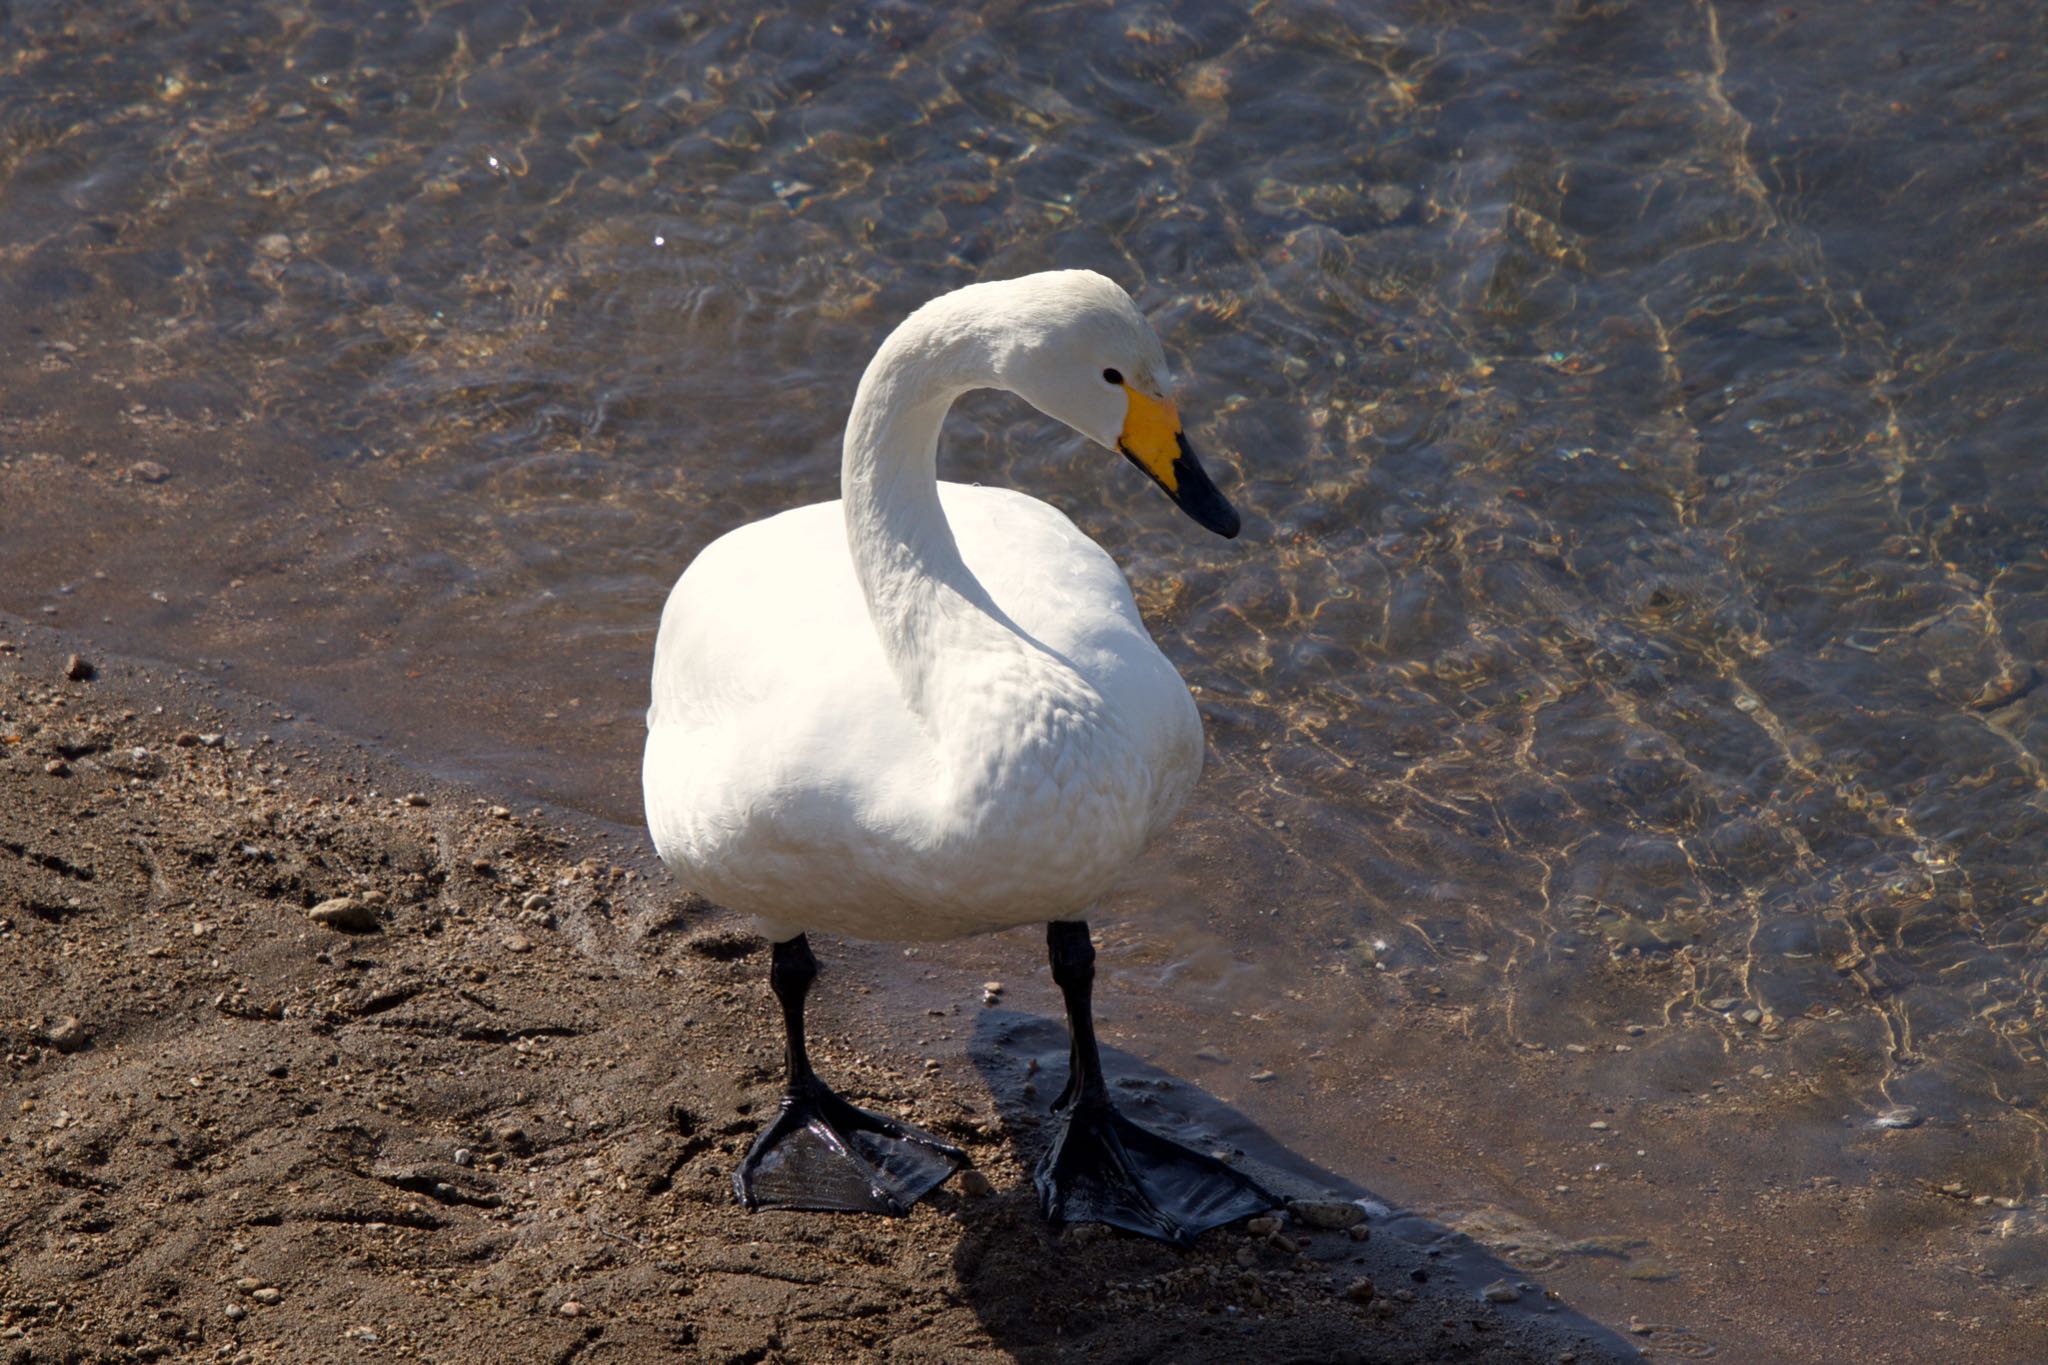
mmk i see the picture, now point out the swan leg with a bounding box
[733,934,966,1215]
[1033,920,1280,1246]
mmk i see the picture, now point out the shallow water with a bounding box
[4,0,2047,1357]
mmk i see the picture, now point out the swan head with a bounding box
[977,271,1242,540]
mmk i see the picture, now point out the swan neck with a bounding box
[841,312,998,720]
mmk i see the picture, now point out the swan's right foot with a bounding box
[734,1080,965,1215]
[733,933,964,1216]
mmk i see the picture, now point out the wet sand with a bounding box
[0,618,1631,1364]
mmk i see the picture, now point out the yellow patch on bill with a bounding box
[1117,386,1182,491]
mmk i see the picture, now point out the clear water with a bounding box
[5,2,2047,1357]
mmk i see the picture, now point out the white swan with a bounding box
[643,270,1272,1243]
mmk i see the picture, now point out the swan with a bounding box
[643,270,1273,1244]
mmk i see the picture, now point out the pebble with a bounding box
[255,233,292,259]
[251,1287,281,1305]
[129,459,172,483]
[174,731,202,747]
[557,1301,584,1318]
[1873,1106,1922,1130]
[1289,1198,1366,1230]
[1482,1279,1521,1304]
[399,792,430,808]
[1589,1120,1610,1131]
[493,1121,530,1151]
[44,758,69,777]
[63,653,96,681]
[308,896,379,933]
[1347,1222,1371,1242]
[488,805,513,819]
[1245,1215,1282,1238]
[1249,1069,1277,1083]
[223,1303,246,1321]
[234,1278,260,1293]
[1343,1276,1377,1305]
[956,1169,994,1198]
[47,1016,90,1053]
[453,1147,475,1167]
[504,933,533,953]
[1194,1046,1230,1064]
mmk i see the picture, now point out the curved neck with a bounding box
[841,301,1013,722]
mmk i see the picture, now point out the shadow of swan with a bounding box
[945,1008,1644,1364]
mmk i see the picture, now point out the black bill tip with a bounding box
[1121,431,1241,540]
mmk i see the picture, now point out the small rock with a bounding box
[1347,1222,1371,1242]
[488,805,512,819]
[453,1148,475,1168]
[46,1016,90,1053]
[1873,1106,1922,1130]
[64,653,96,681]
[1194,1046,1231,1064]
[223,1303,246,1322]
[1482,1279,1521,1303]
[235,1277,261,1293]
[1245,1215,1282,1238]
[558,1300,584,1318]
[44,758,69,777]
[503,933,533,953]
[1343,1276,1377,1305]
[199,733,225,748]
[1289,1198,1366,1230]
[174,732,202,747]
[399,792,430,808]
[493,1121,530,1151]
[252,1287,281,1305]
[1249,1068,1277,1083]
[957,1169,994,1198]
[255,233,292,259]
[129,459,172,483]
[1629,1318,1654,1335]
[308,896,379,933]
[1234,1245,1257,1268]
[1589,1120,1610,1131]
[520,892,550,912]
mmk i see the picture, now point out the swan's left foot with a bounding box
[1037,919,1280,1246]
[735,1079,965,1214]
[1035,1096,1277,1245]
[734,934,964,1216]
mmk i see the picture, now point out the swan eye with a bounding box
[1101,367,1123,386]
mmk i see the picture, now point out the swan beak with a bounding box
[1116,386,1242,539]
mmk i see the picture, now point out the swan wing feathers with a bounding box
[642,484,1202,932]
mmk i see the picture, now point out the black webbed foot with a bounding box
[1034,1097,1278,1245]
[734,934,965,1216]
[1036,919,1280,1245]
[735,1080,965,1215]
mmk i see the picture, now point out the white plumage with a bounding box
[642,271,1220,944]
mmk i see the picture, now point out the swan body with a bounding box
[640,271,1269,1238]
[643,271,1236,944]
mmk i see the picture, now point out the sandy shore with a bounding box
[0,618,1633,1364]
